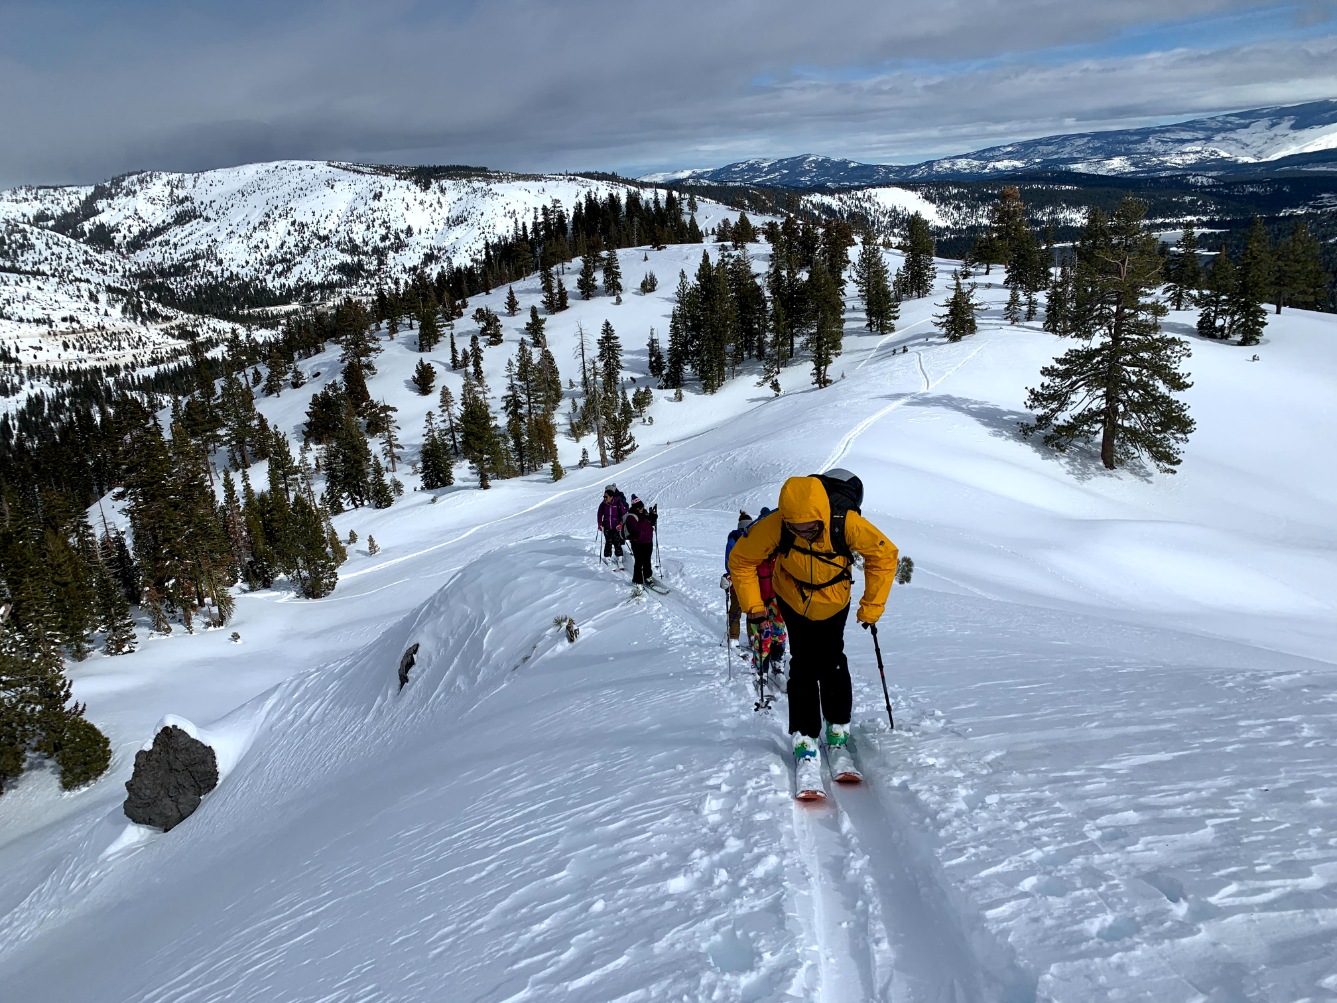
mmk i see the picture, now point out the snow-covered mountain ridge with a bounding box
[644,99,1337,187]
[0,162,707,292]
[0,161,736,369]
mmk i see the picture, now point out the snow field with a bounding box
[1,235,1335,1001]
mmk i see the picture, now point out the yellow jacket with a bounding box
[729,476,898,623]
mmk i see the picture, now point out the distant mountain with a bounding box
[1,162,719,367]
[641,99,1337,188]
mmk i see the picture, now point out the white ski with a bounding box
[826,743,862,784]
[794,755,826,801]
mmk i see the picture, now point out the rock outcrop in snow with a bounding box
[123,724,219,831]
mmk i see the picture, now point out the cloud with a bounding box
[0,0,1333,187]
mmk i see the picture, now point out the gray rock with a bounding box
[398,643,420,690]
[123,725,219,831]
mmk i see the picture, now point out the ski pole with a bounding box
[653,520,662,574]
[596,528,604,564]
[865,623,894,730]
[723,589,732,680]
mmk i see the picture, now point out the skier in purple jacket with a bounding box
[597,484,629,569]
[623,495,659,585]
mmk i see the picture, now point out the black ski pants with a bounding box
[777,596,851,739]
[602,528,624,558]
[630,541,654,584]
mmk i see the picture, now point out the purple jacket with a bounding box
[598,497,627,532]
[624,506,656,544]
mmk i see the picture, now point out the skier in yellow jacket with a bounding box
[728,474,897,786]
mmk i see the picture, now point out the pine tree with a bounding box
[1043,259,1074,336]
[596,320,623,395]
[578,251,600,300]
[607,388,638,462]
[805,266,844,388]
[470,334,486,390]
[288,494,339,598]
[1023,197,1195,473]
[1,604,112,794]
[1196,243,1236,340]
[458,378,502,488]
[501,359,530,474]
[504,285,520,316]
[1166,224,1202,311]
[647,329,665,380]
[438,385,460,456]
[1233,218,1273,346]
[733,212,756,247]
[337,297,381,375]
[420,412,455,489]
[987,186,1030,269]
[901,213,937,299]
[369,456,394,509]
[540,265,559,313]
[411,358,436,395]
[603,248,623,302]
[380,408,402,473]
[1273,220,1330,313]
[523,305,548,348]
[853,230,897,334]
[934,272,981,342]
[475,306,504,347]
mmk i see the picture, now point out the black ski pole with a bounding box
[653,519,662,574]
[723,588,732,680]
[866,623,894,730]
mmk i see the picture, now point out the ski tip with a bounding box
[833,772,863,785]
[795,789,827,802]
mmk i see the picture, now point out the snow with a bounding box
[805,187,945,227]
[1,237,1335,1002]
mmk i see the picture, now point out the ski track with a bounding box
[644,483,1037,1002]
[823,341,988,473]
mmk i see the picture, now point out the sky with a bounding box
[2,0,1337,189]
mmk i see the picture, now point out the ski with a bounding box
[826,743,862,784]
[642,580,671,595]
[794,755,826,801]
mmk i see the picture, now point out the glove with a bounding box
[746,610,768,626]
[720,573,731,590]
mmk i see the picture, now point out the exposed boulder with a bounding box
[398,643,420,690]
[123,725,219,831]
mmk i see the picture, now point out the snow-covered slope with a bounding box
[640,99,1337,186]
[0,162,737,368]
[1,238,1335,1002]
[0,162,733,293]
[805,186,946,229]
[0,219,245,368]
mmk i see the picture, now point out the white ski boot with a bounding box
[825,723,861,784]
[793,733,825,801]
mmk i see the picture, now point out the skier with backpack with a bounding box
[622,495,660,588]
[597,484,628,569]
[724,509,787,708]
[728,469,897,800]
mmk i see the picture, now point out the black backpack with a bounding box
[773,468,864,593]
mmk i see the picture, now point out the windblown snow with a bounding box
[1,233,1335,1002]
